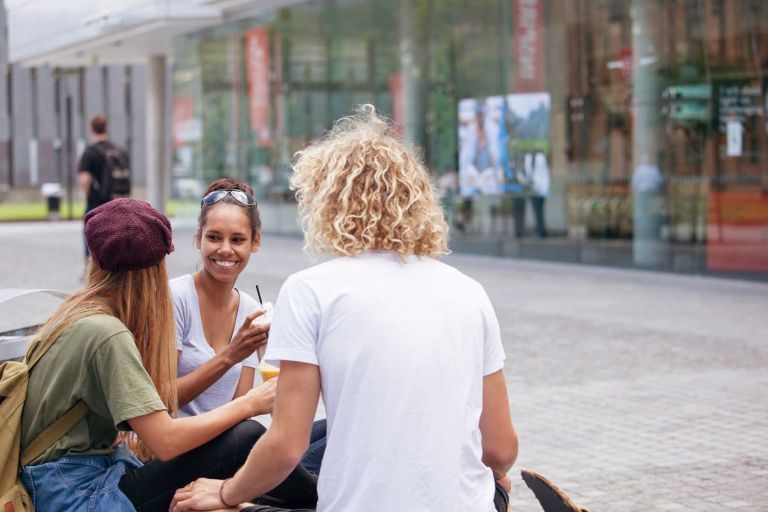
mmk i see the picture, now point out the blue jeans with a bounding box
[23,421,319,512]
[22,445,141,512]
[301,419,327,476]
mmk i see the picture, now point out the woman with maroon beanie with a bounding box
[18,198,317,512]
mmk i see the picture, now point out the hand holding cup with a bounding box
[223,308,270,365]
[244,376,278,416]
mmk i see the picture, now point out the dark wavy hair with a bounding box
[196,177,262,242]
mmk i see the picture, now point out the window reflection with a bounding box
[172,0,768,278]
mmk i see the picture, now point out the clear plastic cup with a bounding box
[251,301,273,328]
[252,301,273,362]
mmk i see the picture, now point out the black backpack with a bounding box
[93,142,131,202]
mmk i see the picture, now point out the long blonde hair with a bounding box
[290,105,449,260]
[32,258,178,460]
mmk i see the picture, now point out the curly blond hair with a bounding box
[291,105,449,259]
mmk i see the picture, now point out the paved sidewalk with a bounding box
[1,220,766,511]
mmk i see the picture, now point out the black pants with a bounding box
[241,480,510,512]
[118,420,318,512]
[513,196,527,238]
[493,480,510,512]
[530,195,547,237]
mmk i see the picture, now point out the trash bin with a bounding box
[41,183,62,221]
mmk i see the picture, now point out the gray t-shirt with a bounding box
[170,274,261,417]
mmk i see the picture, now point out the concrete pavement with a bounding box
[1,220,766,511]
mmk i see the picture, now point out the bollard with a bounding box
[41,183,62,221]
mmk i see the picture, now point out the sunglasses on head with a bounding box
[201,189,256,207]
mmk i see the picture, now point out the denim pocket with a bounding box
[55,459,105,494]
[23,454,137,512]
[23,460,97,511]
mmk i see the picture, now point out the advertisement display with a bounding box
[458,92,550,198]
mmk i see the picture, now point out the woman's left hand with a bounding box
[170,478,233,511]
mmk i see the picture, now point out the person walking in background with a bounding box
[513,152,535,238]
[171,105,518,512]
[78,115,131,258]
[19,199,318,512]
[529,151,550,238]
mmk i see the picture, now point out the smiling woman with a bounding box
[168,178,327,506]
[171,178,266,417]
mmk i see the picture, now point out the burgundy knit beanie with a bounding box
[84,198,174,272]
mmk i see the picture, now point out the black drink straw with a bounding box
[255,285,263,305]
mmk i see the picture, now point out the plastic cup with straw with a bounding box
[252,285,279,381]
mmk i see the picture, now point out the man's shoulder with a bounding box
[279,261,343,298]
[86,141,109,152]
[288,258,349,283]
[415,257,488,296]
[79,145,101,166]
[90,140,127,153]
[81,141,110,162]
[107,141,129,156]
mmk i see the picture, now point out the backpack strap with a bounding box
[89,142,115,200]
[25,309,96,369]
[91,141,122,167]
[90,140,114,159]
[25,331,62,370]
[20,401,89,467]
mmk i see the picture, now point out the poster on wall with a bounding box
[458,92,550,197]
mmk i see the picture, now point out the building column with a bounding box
[146,54,168,212]
[631,0,665,267]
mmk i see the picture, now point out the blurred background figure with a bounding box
[631,154,664,265]
[529,152,550,238]
[77,115,131,214]
[77,115,131,259]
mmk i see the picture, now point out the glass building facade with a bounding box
[171,0,768,280]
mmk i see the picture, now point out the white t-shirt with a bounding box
[265,252,505,512]
[171,274,261,417]
[531,152,550,197]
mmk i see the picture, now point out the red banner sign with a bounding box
[389,72,405,137]
[514,0,543,92]
[244,27,272,147]
[172,95,196,148]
